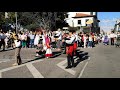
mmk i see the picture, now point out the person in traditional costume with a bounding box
[65,30,76,69]
[73,31,78,56]
[44,31,53,58]
[34,29,45,57]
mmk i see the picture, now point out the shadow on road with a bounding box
[50,51,62,58]
[74,50,90,67]
[0,48,15,52]
[22,51,62,64]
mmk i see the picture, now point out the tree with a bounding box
[17,12,67,31]
[0,12,68,31]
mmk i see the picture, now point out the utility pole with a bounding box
[5,12,8,32]
[15,12,17,34]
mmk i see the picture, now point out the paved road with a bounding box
[0,43,120,78]
[80,44,120,78]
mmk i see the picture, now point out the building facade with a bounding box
[114,19,120,32]
[64,12,100,33]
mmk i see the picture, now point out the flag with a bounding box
[5,12,8,18]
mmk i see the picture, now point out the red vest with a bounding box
[66,45,74,56]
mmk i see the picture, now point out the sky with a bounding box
[98,12,120,32]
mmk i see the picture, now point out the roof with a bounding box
[72,13,96,18]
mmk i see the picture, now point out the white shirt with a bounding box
[74,34,78,41]
[5,33,10,38]
[14,40,21,48]
[110,33,116,38]
[34,35,40,45]
[55,31,62,40]
[66,35,75,44]
[21,34,27,40]
[89,37,92,41]
[29,34,35,39]
[34,35,45,45]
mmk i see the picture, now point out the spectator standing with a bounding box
[13,34,22,66]
[21,32,27,48]
[55,28,62,51]
[29,31,35,48]
[88,34,93,48]
[1,31,7,51]
[110,31,116,45]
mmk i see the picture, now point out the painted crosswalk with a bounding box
[0,59,44,78]
[26,63,44,78]
[57,59,76,75]
[78,57,90,78]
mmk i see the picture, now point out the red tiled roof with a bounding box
[73,13,95,18]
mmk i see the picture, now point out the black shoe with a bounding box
[65,66,72,69]
[2,49,5,51]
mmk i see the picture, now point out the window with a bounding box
[86,19,89,26]
[78,20,81,24]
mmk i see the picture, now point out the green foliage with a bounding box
[25,23,40,31]
[0,12,67,31]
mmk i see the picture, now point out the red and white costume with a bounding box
[44,35,53,58]
[66,35,75,56]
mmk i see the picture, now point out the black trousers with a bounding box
[67,54,74,67]
[0,41,1,49]
[111,38,114,45]
[17,56,22,65]
[1,39,5,50]
[63,42,66,54]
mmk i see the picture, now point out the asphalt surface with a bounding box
[0,43,120,78]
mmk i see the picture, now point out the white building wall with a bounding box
[65,12,97,27]
[72,17,93,27]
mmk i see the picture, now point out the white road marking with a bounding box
[57,59,76,75]
[0,59,44,77]
[0,59,41,64]
[26,63,44,78]
[78,57,90,78]
[0,64,26,73]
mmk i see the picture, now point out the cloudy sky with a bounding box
[98,12,120,32]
